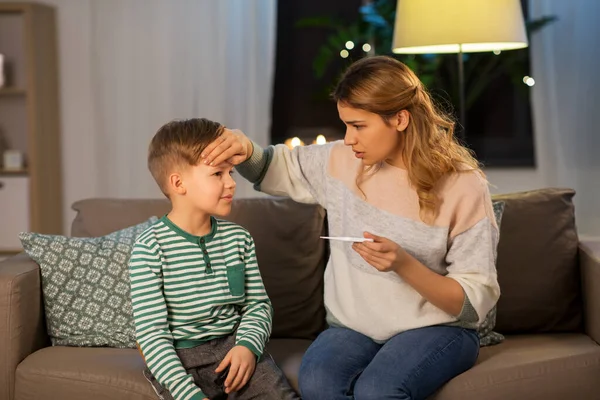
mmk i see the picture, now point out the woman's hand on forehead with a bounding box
[201,128,252,166]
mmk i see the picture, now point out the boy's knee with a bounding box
[244,356,298,399]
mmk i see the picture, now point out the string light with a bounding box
[340,49,349,58]
[345,41,355,50]
[362,43,372,52]
[523,76,535,86]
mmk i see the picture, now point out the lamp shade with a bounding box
[392,0,528,54]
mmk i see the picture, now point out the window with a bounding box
[272,0,548,167]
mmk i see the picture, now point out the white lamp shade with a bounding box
[392,0,528,54]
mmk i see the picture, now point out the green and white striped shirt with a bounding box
[129,216,273,400]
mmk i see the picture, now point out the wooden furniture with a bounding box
[0,2,62,255]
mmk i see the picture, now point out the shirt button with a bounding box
[207,263,211,268]
[200,238,205,243]
[203,249,208,254]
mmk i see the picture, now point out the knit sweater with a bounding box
[237,140,500,343]
[129,216,273,400]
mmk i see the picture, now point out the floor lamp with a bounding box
[391,0,528,140]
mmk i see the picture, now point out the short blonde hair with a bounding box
[148,118,224,197]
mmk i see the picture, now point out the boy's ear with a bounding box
[168,172,186,195]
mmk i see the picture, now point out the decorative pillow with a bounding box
[477,200,505,346]
[19,217,158,348]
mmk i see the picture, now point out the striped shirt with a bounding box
[129,215,273,400]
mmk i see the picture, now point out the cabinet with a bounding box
[0,2,62,254]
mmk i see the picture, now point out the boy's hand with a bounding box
[215,345,256,394]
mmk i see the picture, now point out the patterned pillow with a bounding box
[478,200,505,347]
[19,217,158,348]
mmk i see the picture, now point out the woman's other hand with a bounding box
[353,231,465,316]
[352,232,410,273]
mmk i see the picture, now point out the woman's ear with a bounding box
[396,110,410,132]
[168,172,186,196]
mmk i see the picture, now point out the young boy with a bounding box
[129,118,298,400]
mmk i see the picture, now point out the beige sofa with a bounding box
[1,188,600,400]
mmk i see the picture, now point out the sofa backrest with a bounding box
[72,187,583,338]
[71,198,171,237]
[492,188,582,334]
[71,197,328,340]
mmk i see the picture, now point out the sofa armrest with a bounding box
[580,239,600,344]
[0,253,49,400]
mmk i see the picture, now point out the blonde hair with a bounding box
[332,56,482,220]
[148,118,224,197]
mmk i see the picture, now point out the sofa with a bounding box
[1,187,599,400]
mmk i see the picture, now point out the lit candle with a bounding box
[284,137,305,149]
[314,134,327,145]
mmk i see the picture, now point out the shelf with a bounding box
[0,168,28,176]
[0,3,63,238]
[0,87,26,96]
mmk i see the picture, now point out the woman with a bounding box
[201,56,500,400]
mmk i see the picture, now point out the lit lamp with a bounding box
[392,0,528,138]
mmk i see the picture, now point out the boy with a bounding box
[129,118,298,400]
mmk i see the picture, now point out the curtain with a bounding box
[529,0,600,236]
[90,0,277,198]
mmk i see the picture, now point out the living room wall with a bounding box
[3,0,597,236]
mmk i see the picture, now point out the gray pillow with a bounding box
[19,217,158,348]
[477,200,505,347]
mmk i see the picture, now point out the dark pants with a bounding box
[144,334,299,400]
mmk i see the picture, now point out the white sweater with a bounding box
[237,140,500,342]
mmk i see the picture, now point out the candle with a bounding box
[284,137,305,149]
[314,134,327,145]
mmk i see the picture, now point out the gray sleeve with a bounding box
[446,218,501,324]
[457,295,479,323]
[236,141,334,206]
[235,141,273,186]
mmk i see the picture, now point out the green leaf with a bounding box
[314,46,334,78]
[328,31,346,50]
[295,16,341,29]
[301,0,557,113]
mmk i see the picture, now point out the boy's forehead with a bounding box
[202,161,234,170]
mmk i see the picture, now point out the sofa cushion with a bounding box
[70,197,328,340]
[14,340,309,400]
[16,334,599,400]
[491,188,581,334]
[18,218,157,348]
[15,347,156,400]
[432,334,600,400]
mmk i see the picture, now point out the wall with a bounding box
[484,168,546,195]
[4,0,577,235]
